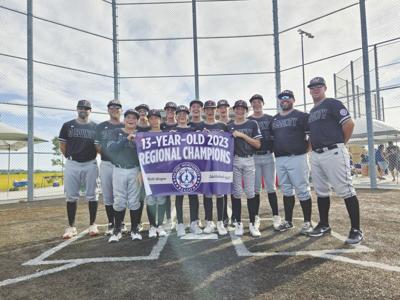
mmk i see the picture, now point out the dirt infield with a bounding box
[0,189,399,299]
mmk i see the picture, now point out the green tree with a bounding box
[51,136,64,168]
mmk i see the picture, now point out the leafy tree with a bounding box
[51,136,64,168]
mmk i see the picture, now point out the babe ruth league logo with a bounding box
[340,108,348,116]
[172,162,202,192]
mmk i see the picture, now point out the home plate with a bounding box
[180,233,218,240]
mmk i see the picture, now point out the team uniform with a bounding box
[59,100,99,239]
[229,102,262,236]
[270,108,313,234]
[107,124,143,242]
[95,120,123,234]
[307,77,363,244]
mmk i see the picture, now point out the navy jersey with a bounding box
[308,98,351,149]
[188,121,202,131]
[59,119,97,162]
[196,121,228,132]
[270,110,309,157]
[228,120,262,156]
[95,121,124,161]
[248,114,274,154]
[171,126,194,133]
[137,125,151,132]
[107,128,140,168]
[161,122,178,132]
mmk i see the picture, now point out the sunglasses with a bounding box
[309,84,325,90]
[108,105,121,109]
[279,95,292,100]
[77,106,90,111]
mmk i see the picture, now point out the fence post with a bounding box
[350,61,357,118]
[112,0,119,100]
[346,80,350,110]
[27,0,34,201]
[334,73,337,99]
[357,85,361,118]
[381,97,385,122]
[191,0,200,100]
[272,0,281,112]
[374,44,381,120]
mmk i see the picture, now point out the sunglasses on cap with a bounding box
[279,95,292,100]
[108,105,121,109]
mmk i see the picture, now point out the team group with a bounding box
[58,76,363,245]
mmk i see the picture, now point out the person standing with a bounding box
[307,77,363,244]
[59,100,99,239]
[386,141,400,182]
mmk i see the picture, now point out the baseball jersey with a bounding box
[308,98,351,149]
[248,114,274,154]
[270,109,309,157]
[161,122,178,132]
[188,121,203,131]
[228,120,262,156]
[137,125,151,132]
[196,121,228,132]
[95,121,124,161]
[171,126,194,133]
[58,119,97,162]
[107,128,140,168]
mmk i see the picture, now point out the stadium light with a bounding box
[298,29,314,112]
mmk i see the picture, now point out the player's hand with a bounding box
[232,130,245,139]
[127,133,135,141]
[136,172,143,185]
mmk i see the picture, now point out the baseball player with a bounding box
[107,109,143,242]
[307,77,363,244]
[217,99,232,226]
[248,94,281,231]
[161,101,178,230]
[270,90,313,234]
[59,100,99,239]
[196,100,228,235]
[146,109,167,238]
[172,105,202,236]
[95,100,125,235]
[229,100,262,237]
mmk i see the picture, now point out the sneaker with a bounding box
[308,223,331,237]
[131,231,142,241]
[149,226,157,238]
[62,226,77,239]
[89,224,99,236]
[254,215,261,230]
[249,223,261,237]
[273,215,281,230]
[234,222,244,236]
[164,218,174,231]
[276,221,294,232]
[345,228,364,245]
[190,221,203,235]
[105,223,114,236]
[137,222,144,232]
[157,226,167,237]
[176,223,186,237]
[217,221,228,235]
[300,221,313,235]
[108,231,122,243]
[121,223,129,234]
[223,218,230,227]
[203,221,216,234]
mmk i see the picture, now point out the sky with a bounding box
[0,0,399,170]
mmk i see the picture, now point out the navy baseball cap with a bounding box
[249,94,264,103]
[176,105,190,114]
[77,99,91,109]
[278,90,295,100]
[189,99,204,108]
[147,109,162,118]
[124,109,139,119]
[307,77,326,88]
[164,101,177,110]
[217,99,230,108]
[204,100,217,108]
[233,100,248,110]
[135,104,150,112]
[107,99,122,108]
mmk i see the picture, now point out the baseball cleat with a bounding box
[190,221,203,235]
[234,222,244,236]
[276,221,294,232]
[203,221,216,234]
[62,226,77,239]
[300,221,313,235]
[131,231,142,241]
[89,224,99,236]
[108,231,122,243]
[149,226,157,238]
[217,221,228,236]
[157,226,167,237]
[176,223,186,237]
[105,223,114,236]
[345,228,363,245]
[308,223,331,237]
[272,215,281,231]
[249,223,261,237]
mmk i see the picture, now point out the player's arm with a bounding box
[342,118,355,144]
[232,131,261,149]
[95,144,101,154]
[60,142,67,157]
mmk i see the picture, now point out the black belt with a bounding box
[67,157,94,163]
[255,150,272,155]
[114,164,137,169]
[313,144,338,154]
[235,154,253,158]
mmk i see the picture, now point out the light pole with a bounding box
[298,29,314,112]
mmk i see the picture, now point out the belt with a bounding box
[114,164,137,169]
[235,154,253,158]
[313,144,338,154]
[255,150,272,155]
[67,157,93,163]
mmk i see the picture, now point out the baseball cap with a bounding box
[189,99,204,108]
[249,94,264,103]
[307,77,326,88]
[278,90,295,100]
[176,105,190,114]
[203,100,217,109]
[107,99,122,108]
[164,101,177,110]
[124,109,139,119]
[233,100,248,110]
[77,99,91,109]
[217,99,230,108]
[147,109,162,118]
[135,104,150,112]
